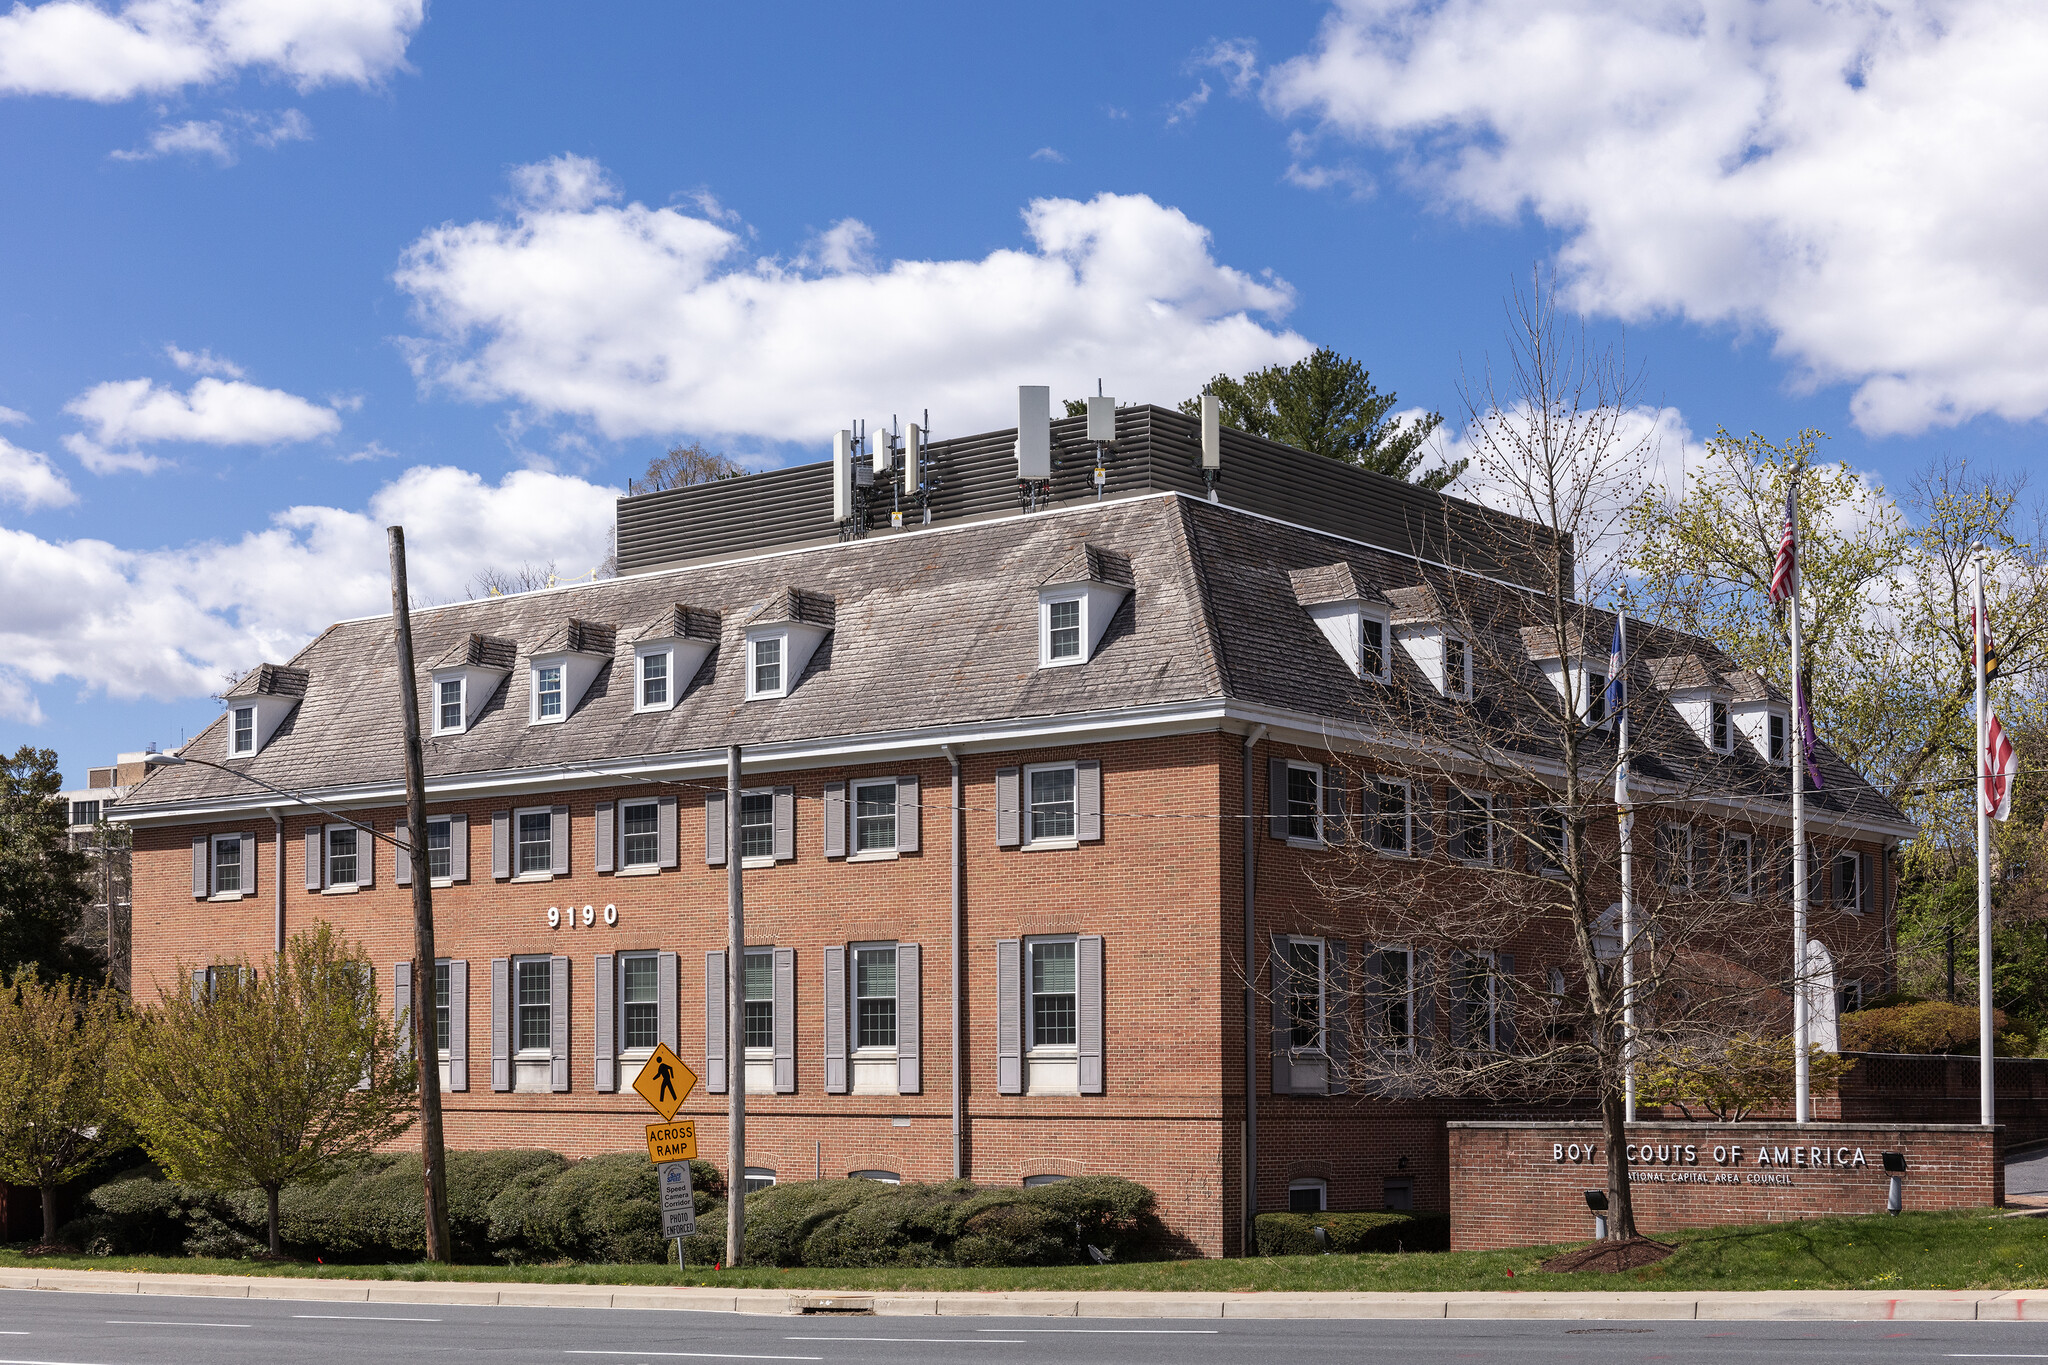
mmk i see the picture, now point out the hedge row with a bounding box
[1253,1210,1449,1257]
[59,1154,1164,1268]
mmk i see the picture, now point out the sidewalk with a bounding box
[2,1268,2043,1320]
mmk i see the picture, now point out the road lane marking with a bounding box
[786,1338,1023,1344]
[978,1328,1220,1334]
[566,1353,821,1362]
[103,1321,249,1328]
[1947,1357,2048,1359]
[0,1358,118,1365]
[293,1315,443,1322]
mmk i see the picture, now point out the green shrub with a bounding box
[59,1166,203,1255]
[1841,1002,2009,1055]
[1254,1210,1449,1257]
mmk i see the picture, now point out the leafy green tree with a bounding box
[1172,347,1458,489]
[0,747,98,980]
[0,972,130,1242]
[116,924,416,1256]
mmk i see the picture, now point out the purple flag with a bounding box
[1796,669,1824,790]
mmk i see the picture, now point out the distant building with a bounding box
[63,749,155,989]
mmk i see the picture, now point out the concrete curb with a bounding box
[1,1270,2043,1320]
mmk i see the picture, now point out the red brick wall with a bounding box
[1448,1120,2002,1250]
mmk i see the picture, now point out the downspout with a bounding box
[942,744,965,1180]
[270,809,285,956]
[1241,723,1267,1257]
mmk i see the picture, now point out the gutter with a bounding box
[1240,722,1266,1258]
[942,744,965,1180]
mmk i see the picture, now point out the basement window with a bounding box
[1288,1178,1328,1214]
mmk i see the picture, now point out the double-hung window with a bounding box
[1373,779,1410,854]
[1285,764,1322,844]
[1047,599,1082,661]
[621,953,658,1052]
[517,811,552,876]
[433,961,452,1056]
[1284,938,1325,1052]
[326,827,359,887]
[1710,700,1732,752]
[1725,833,1755,900]
[425,817,452,882]
[855,781,897,853]
[1443,636,1472,699]
[1028,939,1077,1049]
[231,706,255,756]
[854,946,898,1050]
[1025,765,1076,846]
[1834,852,1863,912]
[1360,615,1387,680]
[1768,712,1788,764]
[1586,672,1608,726]
[743,950,774,1052]
[1449,791,1493,864]
[620,800,660,869]
[640,650,670,709]
[1657,824,1694,893]
[211,834,243,896]
[1451,952,1497,1051]
[1535,807,1568,876]
[739,792,774,860]
[516,959,551,1053]
[437,679,463,733]
[1373,948,1414,1052]
[751,637,783,696]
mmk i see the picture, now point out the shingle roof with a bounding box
[1041,543,1135,591]
[631,604,722,644]
[430,633,517,671]
[1289,562,1384,608]
[534,618,617,656]
[225,663,309,699]
[746,587,836,629]
[1645,654,1725,693]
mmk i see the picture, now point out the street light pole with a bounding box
[389,526,453,1263]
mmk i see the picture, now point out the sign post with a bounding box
[659,1159,696,1264]
[634,1045,702,1269]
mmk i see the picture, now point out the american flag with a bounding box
[1984,709,2017,822]
[1769,484,1797,604]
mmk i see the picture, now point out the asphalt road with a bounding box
[2008,1148,2048,1199]
[4,1290,2048,1365]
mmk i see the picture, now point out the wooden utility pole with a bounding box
[388,526,452,1262]
[725,744,745,1267]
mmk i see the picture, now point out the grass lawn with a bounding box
[4,1211,2046,1294]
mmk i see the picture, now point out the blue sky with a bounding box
[2,0,2043,788]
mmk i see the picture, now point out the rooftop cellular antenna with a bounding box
[1086,382,1117,500]
[1200,390,1221,502]
[1015,384,1052,512]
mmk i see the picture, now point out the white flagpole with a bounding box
[1791,481,1810,1126]
[1974,544,1994,1127]
[1617,616,1635,1124]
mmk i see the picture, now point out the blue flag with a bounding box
[1606,617,1626,719]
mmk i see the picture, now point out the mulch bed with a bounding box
[1538,1237,1677,1274]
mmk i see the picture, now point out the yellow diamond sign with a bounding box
[632,1042,696,1122]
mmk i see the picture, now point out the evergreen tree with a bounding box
[0,747,97,980]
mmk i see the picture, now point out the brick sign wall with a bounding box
[1447,1121,2002,1251]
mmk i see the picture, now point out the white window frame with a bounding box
[1024,934,1080,1057]
[1287,1177,1329,1213]
[230,705,256,756]
[850,941,900,1076]
[513,805,556,881]
[746,633,787,700]
[741,947,774,1065]
[1280,935,1328,1055]
[435,677,465,736]
[1372,946,1415,1055]
[1725,832,1754,900]
[1359,609,1391,683]
[618,798,661,872]
[512,954,554,1060]
[737,787,777,868]
[1448,789,1494,866]
[1283,761,1325,849]
[1768,711,1789,765]
[851,779,899,859]
[1021,762,1079,850]
[425,815,454,886]
[325,824,363,892]
[1710,699,1733,753]
[742,1167,777,1195]
[1443,633,1473,701]
[530,660,567,725]
[1040,595,1086,668]
[1453,949,1499,1051]
[1535,805,1569,878]
[433,959,452,1061]
[1371,778,1411,857]
[210,833,246,901]
[617,950,660,1059]
[1659,823,1696,894]
[1582,669,1613,729]
[1022,1173,1070,1188]
[1835,852,1863,914]
[1838,979,1864,1014]
[850,1170,901,1184]
[635,645,676,714]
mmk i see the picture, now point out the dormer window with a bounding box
[1291,562,1391,684]
[1047,600,1082,661]
[640,651,669,708]
[630,604,719,714]
[751,636,784,697]
[743,589,832,702]
[429,633,514,737]
[1361,616,1386,679]
[1443,636,1472,700]
[1711,701,1732,752]
[1037,544,1133,670]
[1769,712,1788,763]
[231,706,255,756]
[525,619,613,728]
[1586,673,1608,727]
[535,664,564,720]
[437,679,463,733]
[218,662,307,759]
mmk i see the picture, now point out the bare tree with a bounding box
[465,560,560,600]
[1276,275,1882,1242]
[635,440,745,494]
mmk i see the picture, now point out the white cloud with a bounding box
[0,464,618,706]
[1165,81,1210,127]
[1030,146,1066,164]
[110,106,311,163]
[337,439,397,462]
[1196,38,1260,96]
[0,669,46,724]
[807,218,874,274]
[395,158,1310,446]
[63,373,341,469]
[0,436,77,509]
[165,343,245,378]
[0,0,423,102]
[0,404,26,425]
[1267,0,2048,436]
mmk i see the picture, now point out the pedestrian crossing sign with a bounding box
[632,1042,695,1121]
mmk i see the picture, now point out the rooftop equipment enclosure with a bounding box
[1015,386,1051,481]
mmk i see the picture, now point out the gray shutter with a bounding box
[1268,756,1289,839]
[1077,933,1104,1095]
[705,951,728,1093]
[240,832,256,889]
[997,939,1023,1094]
[1075,760,1101,842]
[1326,940,1348,1095]
[1270,937,1293,1094]
[772,786,795,861]
[657,795,678,869]
[1414,784,1435,857]
[1493,794,1512,868]
[594,952,616,1092]
[896,942,921,1094]
[823,945,848,1093]
[449,960,470,1092]
[395,960,414,1064]
[395,820,412,886]
[1496,952,1517,1051]
[306,827,323,890]
[492,811,511,880]
[192,836,209,899]
[705,792,727,867]
[898,775,921,854]
[995,768,1021,847]
[657,952,679,1053]
[595,804,614,874]
[449,814,469,882]
[772,945,795,1093]
[550,806,570,876]
[823,782,847,858]
[1415,949,1437,1059]
[490,958,510,1091]
[358,823,375,888]
[549,955,569,1092]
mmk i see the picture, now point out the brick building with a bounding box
[115,400,1911,1256]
